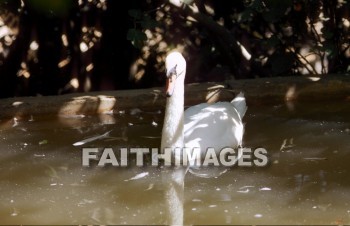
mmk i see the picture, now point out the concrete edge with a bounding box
[0,75,349,118]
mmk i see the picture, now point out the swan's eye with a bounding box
[166,64,177,78]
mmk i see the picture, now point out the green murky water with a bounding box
[0,100,349,224]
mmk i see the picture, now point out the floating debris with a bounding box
[12,101,24,107]
[145,183,154,191]
[28,115,34,122]
[39,140,48,145]
[10,208,19,217]
[280,138,295,151]
[254,213,263,218]
[59,114,85,119]
[237,186,254,193]
[237,189,250,193]
[78,199,96,207]
[12,117,19,127]
[130,108,142,115]
[239,185,254,190]
[151,121,158,127]
[124,172,149,181]
[103,110,114,115]
[303,157,327,161]
[73,130,111,146]
[259,187,272,191]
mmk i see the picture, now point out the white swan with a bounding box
[161,51,247,163]
[160,51,247,225]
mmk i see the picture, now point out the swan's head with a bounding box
[165,51,186,97]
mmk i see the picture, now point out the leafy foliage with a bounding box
[127,28,147,49]
[0,0,349,97]
[127,9,158,49]
[126,0,350,79]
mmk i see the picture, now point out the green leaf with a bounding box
[127,29,147,49]
[39,139,48,145]
[321,27,333,39]
[140,16,159,29]
[321,41,337,58]
[240,9,254,22]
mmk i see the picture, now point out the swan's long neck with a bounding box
[161,81,185,152]
[161,52,186,225]
[161,85,186,225]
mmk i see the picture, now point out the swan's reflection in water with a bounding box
[0,101,349,224]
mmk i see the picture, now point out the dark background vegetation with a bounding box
[0,0,349,98]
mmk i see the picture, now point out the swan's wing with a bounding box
[184,103,210,119]
[231,92,247,119]
[185,92,246,122]
[184,102,244,154]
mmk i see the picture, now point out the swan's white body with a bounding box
[161,51,246,225]
[184,97,246,158]
[161,51,247,160]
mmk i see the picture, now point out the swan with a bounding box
[160,51,247,225]
[161,51,247,164]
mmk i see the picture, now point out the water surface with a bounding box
[0,100,349,224]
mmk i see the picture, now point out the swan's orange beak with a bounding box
[165,74,176,97]
[165,65,177,97]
